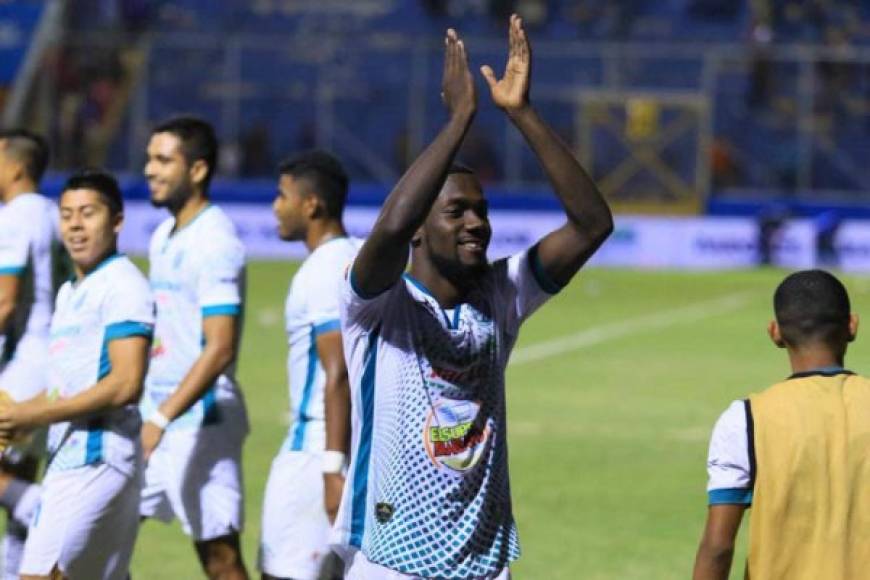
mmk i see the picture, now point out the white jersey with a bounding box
[333,247,559,578]
[283,236,360,453]
[0,192,58,365]
[46,254,154,476]
[143,205,246,430]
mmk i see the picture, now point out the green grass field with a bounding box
[129,262,870,579]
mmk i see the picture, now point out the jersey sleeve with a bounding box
[197,236,245,318]
[339,260,397,334]
[0,212,29,276]
[103,268,155,342]
[706,399,754,505]
[306,255,350,337]
[492,244,562,331]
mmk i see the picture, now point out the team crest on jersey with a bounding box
[423,398,490,472]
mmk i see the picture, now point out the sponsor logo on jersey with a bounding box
[423,398,490,472]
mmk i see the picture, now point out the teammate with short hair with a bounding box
[331,16,612,578]
[0,169,153,580]
[693,270,870,580]
[140,116,250,579]
[0,129,57,580]
[259,150,357,580]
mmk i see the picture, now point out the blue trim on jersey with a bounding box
[708,487,753,505]
[290,330,320,450]
[105,320,154,341]
[85,418,104,464]
[403,274,459,328]
[0,265,25,276]
[75,252,124,282]
[528,243,563,295]
[201,304,241,318]
[350,328,379,548]
[313,319,340,337]
[202,386,220,425]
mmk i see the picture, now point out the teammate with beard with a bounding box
[140,117,249,579]
[331,16,613,578]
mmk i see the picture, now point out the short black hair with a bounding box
[152,116,218,188]
[63,168,124,216]
[774,269,851,347]
[0,129,49,183]
[278,150,348,219]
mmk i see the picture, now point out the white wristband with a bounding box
[322,450,346,474]
[148,411,170,430]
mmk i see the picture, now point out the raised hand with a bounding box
[481,14,530,113]
[441,28,476,119]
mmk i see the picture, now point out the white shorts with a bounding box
[259,451,331,579]
[20,463,141,579]
[345,551,510,580]
[0,347,48,460]
[140,418,246,541]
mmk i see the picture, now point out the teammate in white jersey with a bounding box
[140,117,249,579]
[259,151,356,580]
[332,16,613,578]
[0,169,154,580]
[0,130,57,580]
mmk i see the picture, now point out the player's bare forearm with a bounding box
[318,331,350,454]
[324,376,350,454]
[0,274,21,332]
[156,313,238,422]
[14,336,149,428]
[692,505,745,580]
[157,339,235,422]
[482,15,612,286]
[352,28,476,297]
[512,105,612,284]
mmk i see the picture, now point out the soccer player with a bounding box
[0,169,154,580]
[259,151,357,580]
[693,270,870,580]
[0,129,56,580]
[331,16,613,578]
[140,117,249,579]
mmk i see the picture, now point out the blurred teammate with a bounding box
[259,151,357,580]
[695,270,870,580]
[0,169,153,580]
[140,117,249,579]
[693,270,870,580]
[331,16,612,578]
[0,130,57,580]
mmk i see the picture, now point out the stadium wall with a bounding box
[38,176,869,271]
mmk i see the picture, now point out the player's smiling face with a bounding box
[273,174,310,241]
[144,132,195,209]
[419,172,491,278]
[59,188,121,274]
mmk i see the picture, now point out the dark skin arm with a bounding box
[481,15,613,286]
[318,330,351,524]
[351,28,477,298]
[141,314,239,460]
[692,504,746,580]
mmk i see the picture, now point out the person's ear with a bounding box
[847,313,859,343]
[768,320,786,348]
